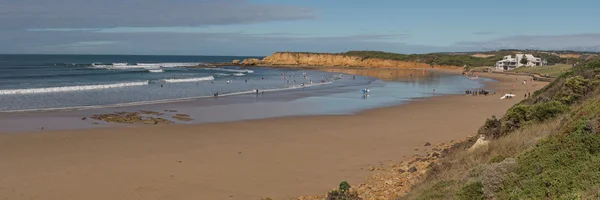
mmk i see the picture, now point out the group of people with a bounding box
[466,89,492,96]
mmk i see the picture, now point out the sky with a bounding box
[1,0,599,56]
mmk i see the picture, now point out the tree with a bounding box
[520,55,529,66]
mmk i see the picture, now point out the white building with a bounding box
[495,54,545,71]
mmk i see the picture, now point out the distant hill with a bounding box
[342,50,584,67]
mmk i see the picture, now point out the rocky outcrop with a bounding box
[240,52,461,69]
[241,58,261,66]
[232,59,241,65]
[295,140,466,200]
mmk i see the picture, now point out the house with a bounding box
[495,54,546,71]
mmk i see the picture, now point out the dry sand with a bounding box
[0,71,545,200]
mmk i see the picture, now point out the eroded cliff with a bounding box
[241,52,461,69]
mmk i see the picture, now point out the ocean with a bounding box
[0,54,368,112]
[0,54,491,114]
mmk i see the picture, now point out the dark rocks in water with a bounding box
[81,117,87,120]
[91,112,174,125]
[173,114,193,121]
[139,110,163,116]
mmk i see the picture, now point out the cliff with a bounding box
[241,52,462,69]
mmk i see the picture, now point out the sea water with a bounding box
[0,55,374,112]
[0,55,491,113]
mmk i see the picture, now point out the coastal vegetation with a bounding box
[341,50,574,67]
[398,59,600,199]
[513,64,573,77]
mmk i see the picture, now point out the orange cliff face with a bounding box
[240,52,462,70]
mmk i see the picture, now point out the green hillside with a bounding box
[398,59,600,199]
[342,50,572,67]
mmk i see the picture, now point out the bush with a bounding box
[501,105,532,133]
[327,181,362,200]
[481,158,517,198]
[488,155,506,163]
[455,182,484,200]
[528,100,569,122]
[555,76,592,104]
[478,115,502,138]
[500,118,600,199]
[415,180,458,200]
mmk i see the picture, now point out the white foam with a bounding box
[137,63,200,67]
[0,81,149,95]
[214,73,231,76]
[233,73,245,76]
[204,68,254,73]
[90,62,201,70]
[1,81,336,113]
[148,69,164,73]
[161,76,215,83]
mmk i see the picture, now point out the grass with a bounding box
[513,64,573,77]
[399,118,562,200]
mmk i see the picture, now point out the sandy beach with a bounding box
[0,71,545,200]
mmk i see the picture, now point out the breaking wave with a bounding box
[0,81,149,95]
[89,62,202,69]
[161,76,215,83]
[204,68,254,73]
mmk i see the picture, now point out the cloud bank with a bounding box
[0,0,315,29]
[456,33,600,51]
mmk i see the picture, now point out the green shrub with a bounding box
[500,119,600,199]
[488,155,506,163]
[478,115,502,138]
[481,158,517,198]
[501,105,532,133]
[339,181,351,192]
[455,182,484,200]
[415,180,458,200]
[528,100,569,122]
[327,181,362,200]
[555,76,592,104]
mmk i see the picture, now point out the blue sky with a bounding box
[1,0,599,55]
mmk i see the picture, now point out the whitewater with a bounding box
[0,81,149,95]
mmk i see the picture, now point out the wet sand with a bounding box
[0,71,544,200]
